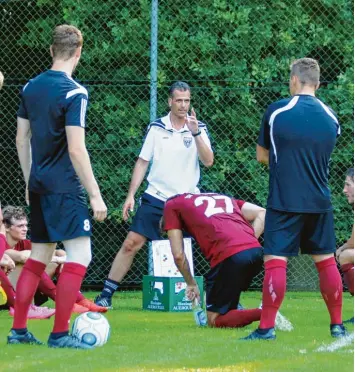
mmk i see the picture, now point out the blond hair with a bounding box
[51,25,83,61]
[290,58,320,86]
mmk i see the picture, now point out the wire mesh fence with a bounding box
[0,0,353,290]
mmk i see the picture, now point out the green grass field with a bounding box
[0,291,353,372]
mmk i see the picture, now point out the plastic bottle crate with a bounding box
[142,275,204,312]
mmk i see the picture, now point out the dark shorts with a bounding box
[29,191,92,243]
[206,248,263,314]
[263,208,336,257]
[130,193,164,241]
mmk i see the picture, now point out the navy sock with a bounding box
[12,328,27,335]
[101,279,119,298]
[50,331,69,339]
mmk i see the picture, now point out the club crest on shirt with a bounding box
[183,136,192,148]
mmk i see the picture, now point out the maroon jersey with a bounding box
[164,193,261,268]
[5,239,32,252]
[0,234,6,260]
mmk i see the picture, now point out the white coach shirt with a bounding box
[139,113,212,201]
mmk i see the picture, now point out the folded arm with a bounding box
[241,202,266,239]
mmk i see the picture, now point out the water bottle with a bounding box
[192,298,207,326]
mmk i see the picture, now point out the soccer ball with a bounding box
[72,312,110,347]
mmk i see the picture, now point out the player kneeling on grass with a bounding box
[3,206,107,315]
[163,192,265,329]
[336,168,354,324]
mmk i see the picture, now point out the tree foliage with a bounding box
[0,0,353,284]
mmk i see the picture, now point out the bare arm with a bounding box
[66,126,100,197]
[194,134,214,167]
[186,108,214,167]
[256,144,269,166]
[122,158,150,221]
[127,158,150,198]
[241,202,266,239]
[0,253,15,273]
[16,117,32,186]
[5,249,31,264]
[66,126,107,221]
[338,225,354,252]
[168,229,196,286]
[346,225,355,249]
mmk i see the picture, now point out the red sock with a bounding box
[55,267,84,303]
[52,263,87,333]
[316,257,343,325]
[0,269,16,307]
[215,308,261,328]
[13,259,46,329]
[37,272,57,301]
[76,291,85,303]
[260,259,287,329]
[341,263,354,296]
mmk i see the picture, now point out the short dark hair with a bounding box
[290,58,320,86]
[3,206,27,227]
[346,168,354,180]
[169,81,191,98]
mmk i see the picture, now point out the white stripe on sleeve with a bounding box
[269,96,299,162]
[80,98,87,127]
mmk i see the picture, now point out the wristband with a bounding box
[192,130,201,137]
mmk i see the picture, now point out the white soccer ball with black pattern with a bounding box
[72,312,110,347]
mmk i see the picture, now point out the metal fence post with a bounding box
[148,0,159,276]
[150,0,158,123]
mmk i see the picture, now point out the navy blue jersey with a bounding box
[18,70,88,194]
[258,94,340,213]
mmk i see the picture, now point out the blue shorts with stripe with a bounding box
[29,191,92,243]
[263,208,336,257]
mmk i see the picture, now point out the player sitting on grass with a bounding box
[0,204,54,318]
[3,206,107,314]
[163,192,267,328]
[336,168,354,324]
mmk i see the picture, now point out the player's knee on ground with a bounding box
[338,250,354,266]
